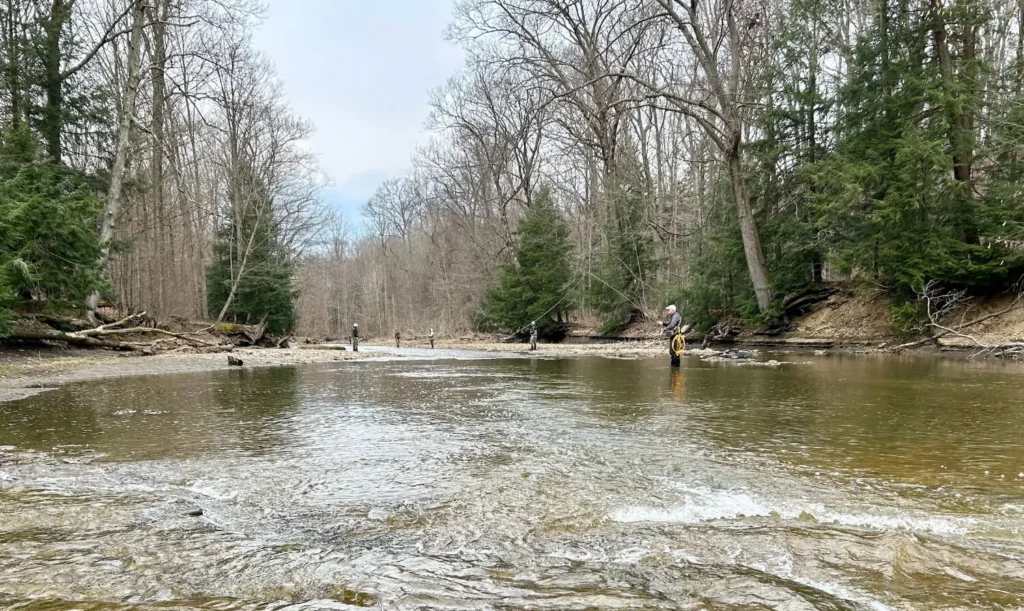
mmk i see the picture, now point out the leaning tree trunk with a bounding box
[727,142,772,313]
[87,0,145,318]
[657,0,774,313]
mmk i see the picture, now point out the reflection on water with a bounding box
[670,368,685,401]
[1,352,1024,609]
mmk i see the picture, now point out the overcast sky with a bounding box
[252,0,463,230]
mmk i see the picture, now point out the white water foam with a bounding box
[188,482,238,501]
[611,484,975,536]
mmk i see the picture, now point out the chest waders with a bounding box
[670,330,685,368]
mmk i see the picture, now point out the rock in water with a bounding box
[723,350,753,360]
[186,508,203,517]
[227,356,243,367]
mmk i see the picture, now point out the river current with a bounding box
[1,348,1023,609]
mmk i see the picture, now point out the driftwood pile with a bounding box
[891,281,1024,359]
[6,311,289,355]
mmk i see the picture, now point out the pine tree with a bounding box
[0,124,105,335]
[591,166,658,334]
[800,0,1024,294]
[478,188,573,334]
[207,188,297,335]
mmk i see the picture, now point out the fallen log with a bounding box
[85,311,150,334]
[8,329,149,352]
[213,320,268,346]
[79,326,223,347]
[33,314,92,332]
[8,310,233,353]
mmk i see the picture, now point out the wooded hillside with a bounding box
[296,0,1024,339]
[0,0,324,338]
[3,0,1024,343]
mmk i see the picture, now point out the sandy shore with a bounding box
[0,345,362,403]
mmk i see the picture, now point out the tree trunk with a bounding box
[658,0,773,313]
[727,144,772,313]
[1018,0,1024,95]
[41,0,71,160]
[4,1,25,126]
[149,0,169,313]
[216,228,257,322]
[931,0,978,243]
[87,0,145,316]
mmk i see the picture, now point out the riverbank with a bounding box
[543,286,1024,355]
[0,345,362,403]
[0,327,1013,406]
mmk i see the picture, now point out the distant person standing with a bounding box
[529,321,538,351]
[352,323,359,352]
[394,329,401,348]
[429,328,435,349]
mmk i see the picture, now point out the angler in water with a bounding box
[663,305,684,368]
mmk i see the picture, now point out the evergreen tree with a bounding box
[0,125,105,335]
[800,0,1024,294]
[478,188,573,334]
[591,165,658,334]
[207,187,297,335]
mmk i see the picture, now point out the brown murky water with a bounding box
[1,348,1024,609]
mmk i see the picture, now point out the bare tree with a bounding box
[87,0,145,319]
[640,0,773,312]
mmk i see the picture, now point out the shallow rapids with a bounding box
[1,350,1023,609]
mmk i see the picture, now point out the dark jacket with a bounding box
[664,312,681,334]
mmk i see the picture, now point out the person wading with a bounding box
[663,305,683,368]
[529,321,538,351]
[429,328,435,349]
[394,329,401,348]
[352,323,359,352]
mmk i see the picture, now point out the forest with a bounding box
[0,0,324,340]
[3,0,1024,342]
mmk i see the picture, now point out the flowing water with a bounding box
[2,349,1024,610]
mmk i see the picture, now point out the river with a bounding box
[1,349,1023,609]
